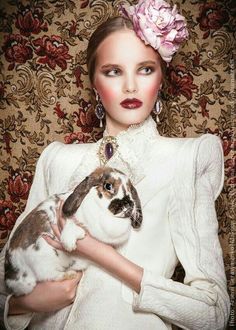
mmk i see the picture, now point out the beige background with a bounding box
[0,0,235,327]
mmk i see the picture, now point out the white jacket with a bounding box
[0,116,230,330]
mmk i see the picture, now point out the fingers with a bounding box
[57,199,66,231]
[51,223,61,240]
[73,271,83,283]
[42,234,63,250]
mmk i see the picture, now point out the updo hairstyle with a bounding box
[86,16,134,84]
[86,16,166,110]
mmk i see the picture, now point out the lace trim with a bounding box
[69,115,159,189]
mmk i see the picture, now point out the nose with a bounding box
[123,73,138,94]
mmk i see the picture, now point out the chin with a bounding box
[106,109,152,134]
[123,112,151,126]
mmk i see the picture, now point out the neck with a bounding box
[105,117,130,137]
[104,115,149,137]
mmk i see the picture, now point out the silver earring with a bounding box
[153,90,163,123]
[94,89,105,128]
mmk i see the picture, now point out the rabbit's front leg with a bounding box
[60,219,86,252]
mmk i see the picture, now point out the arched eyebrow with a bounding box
[101,60,157,69]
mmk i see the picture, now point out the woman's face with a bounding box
[93,29,163,136]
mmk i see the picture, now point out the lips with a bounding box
[120,98,143,109]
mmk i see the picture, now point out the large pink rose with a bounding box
[121,0,188,62]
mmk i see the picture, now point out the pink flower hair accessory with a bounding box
[120,0,189,63]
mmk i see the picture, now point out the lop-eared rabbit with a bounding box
[5,167,142,296]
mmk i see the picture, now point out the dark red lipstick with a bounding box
[120,98,143,109]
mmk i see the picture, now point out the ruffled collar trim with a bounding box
[69,115,160,188]
[103,115,158,139]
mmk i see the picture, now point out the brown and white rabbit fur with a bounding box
[5,167,143,296]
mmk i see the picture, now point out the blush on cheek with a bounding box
[146,82,161,99]
[95,81,117,103]
[146,71,163,98]
[100,89,116,103]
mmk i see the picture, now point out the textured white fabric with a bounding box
[69,115,159,187]
[0,115,230,330]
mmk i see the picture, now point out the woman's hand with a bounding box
[43,200,143,294]
[8,272,83,315]
[42,199,91,254]
[42,199,94,257]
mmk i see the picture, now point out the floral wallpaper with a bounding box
[0,0,235,328]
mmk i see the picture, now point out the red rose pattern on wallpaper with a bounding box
[0,81,5,99]
[64,131,91,144]
[7,169,33,203]
[2,131,17,155]
[32,35,72,70]
[0,1,235,327]
[15,5,48,37]
[167,64,198,100]
[73,98,101,133]
[197,2,230,39]
[0,200,20,236]
[54,102,67,119]
[74,65,85,88]
[2,34,33,70]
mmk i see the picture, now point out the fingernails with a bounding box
[41,233,55,240]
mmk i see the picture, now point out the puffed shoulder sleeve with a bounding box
[195,134,224,199]
[133,134,230,330]
[0,141,62,330]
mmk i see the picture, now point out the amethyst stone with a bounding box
[105,142,113,160]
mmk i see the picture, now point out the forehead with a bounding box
[95,29,159,67]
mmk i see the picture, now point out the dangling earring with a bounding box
[153,90,163,123]
[94,88,105,128]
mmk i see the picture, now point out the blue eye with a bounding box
[140,67,154,74]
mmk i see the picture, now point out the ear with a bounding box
[128,180,143,228]
[62,170,103,217]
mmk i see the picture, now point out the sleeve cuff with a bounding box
[133,269,161,311]
[132,268,218,313]
[4,295,33,330]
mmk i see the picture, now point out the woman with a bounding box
[0,1,230,329]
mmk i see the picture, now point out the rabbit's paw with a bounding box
[62,270,78,280]
[61,219,86,252]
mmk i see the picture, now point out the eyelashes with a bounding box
[103,66,155,77]
[140,67,154,75]
[104,68,120,76]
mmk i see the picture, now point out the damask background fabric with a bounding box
[0,0,235,328]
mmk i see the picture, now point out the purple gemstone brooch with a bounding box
[98,136,119,166]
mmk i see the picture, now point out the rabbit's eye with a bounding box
[104,182,113,191]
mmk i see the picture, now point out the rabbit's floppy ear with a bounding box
[62,169,104,217]
[128,180,143,228]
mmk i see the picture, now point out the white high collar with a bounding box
[69,115,160,188]
[103,115,158,140]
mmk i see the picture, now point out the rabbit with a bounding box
[5,166,143,296]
